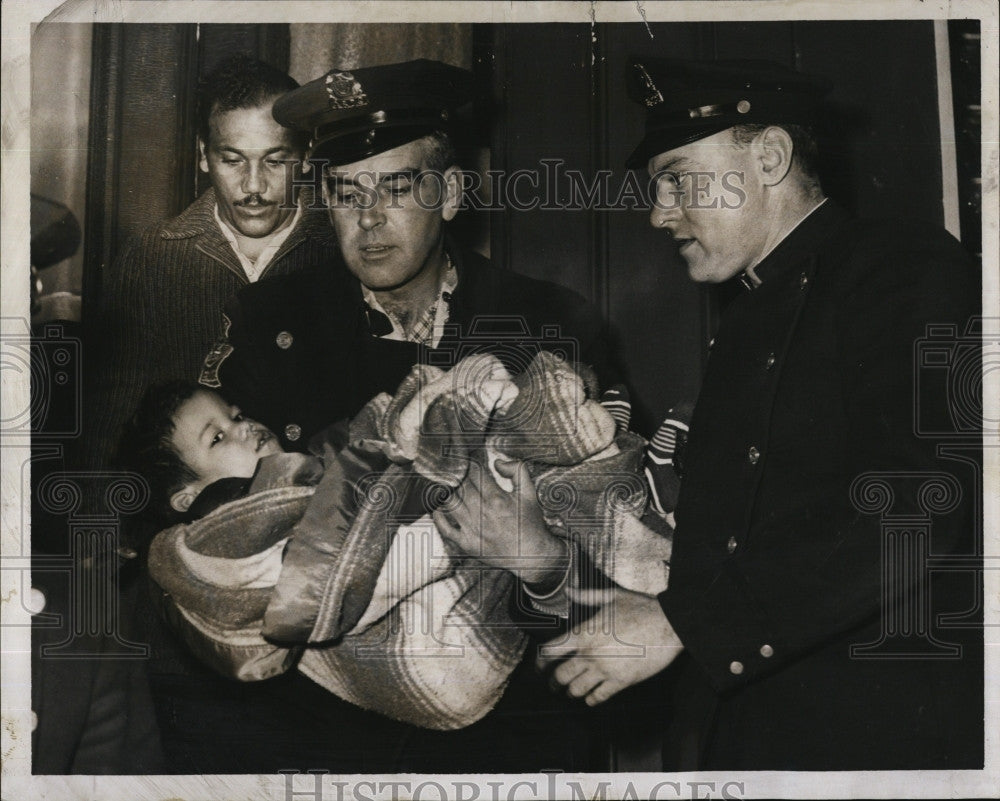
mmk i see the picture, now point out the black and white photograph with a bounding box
[2,1,997,799]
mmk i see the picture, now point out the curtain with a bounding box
[289,23,472,82]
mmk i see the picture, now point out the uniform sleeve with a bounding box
[662,233,978,692]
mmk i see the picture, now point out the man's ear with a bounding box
[441,166,463,222]
[754,126,795,187]
[198,137,209,174]
[170,484,200,515]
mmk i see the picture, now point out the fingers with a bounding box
[566,670,604,700]
[565,586,618,608]
[552,656,588,688]
[585,679,624,706]
[535,631,583,671]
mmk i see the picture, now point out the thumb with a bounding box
[493,457,520,479]
[495,458,535,496]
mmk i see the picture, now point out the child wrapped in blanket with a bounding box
[129,352,681,730]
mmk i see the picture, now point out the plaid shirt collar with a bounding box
[362,254,458,347]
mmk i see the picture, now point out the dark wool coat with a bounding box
[662,200,983,770]
[141,238,622,773]
[80,188,340,470]
[214,240,621,449]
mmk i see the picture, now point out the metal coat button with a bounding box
[276,331,294,349]
[748,446,760,465]
[760,644,774,658]
[708,337,716,350]
[284,423,302,442]
[727,536,738,554]
[799,272,809,289]
[730,661,744,675]
[765,352,776,370]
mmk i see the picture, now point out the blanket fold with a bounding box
[148,352,673,730]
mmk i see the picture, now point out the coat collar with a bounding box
[159,187,338,277]
[742,199,851,289]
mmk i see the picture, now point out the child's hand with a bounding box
[433,457,568,586]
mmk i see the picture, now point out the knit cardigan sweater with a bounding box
[80,188,340,471]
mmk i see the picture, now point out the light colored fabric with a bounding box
[214,203,302,282]
[177,534,288,590]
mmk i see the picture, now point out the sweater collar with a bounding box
[159,186,338,251]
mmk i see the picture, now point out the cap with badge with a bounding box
[273,59,474,165]
[625,57,832,169]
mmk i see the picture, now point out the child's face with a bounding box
[171,390,284,488]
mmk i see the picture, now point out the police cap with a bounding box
[625,57,832,169]
[273,59,474,165]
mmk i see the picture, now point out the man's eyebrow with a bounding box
[327,168,420,188]
[653,156,695,173]
[214,145,293,156]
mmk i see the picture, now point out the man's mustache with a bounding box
[233,194,275,207]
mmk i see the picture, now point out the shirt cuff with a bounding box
[523,537,575,618]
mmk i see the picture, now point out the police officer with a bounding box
[210,59,618,450]
[501,57,981,770]
[202,59,620,773]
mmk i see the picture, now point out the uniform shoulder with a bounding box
[828,215,978,314]
[461,249,589,307]
[836,214,968,262]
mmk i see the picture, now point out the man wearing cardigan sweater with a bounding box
[80,54,340,475]
[74,55,339,774]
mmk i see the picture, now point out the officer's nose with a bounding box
[649,174,684,230]
[649,198,682,231]
[358,195,385,231]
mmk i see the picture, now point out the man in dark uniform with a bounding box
[532,58,983,769]
[198,60,620,773]
[208,59,617,450]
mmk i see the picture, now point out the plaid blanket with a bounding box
[149,353,673,730]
